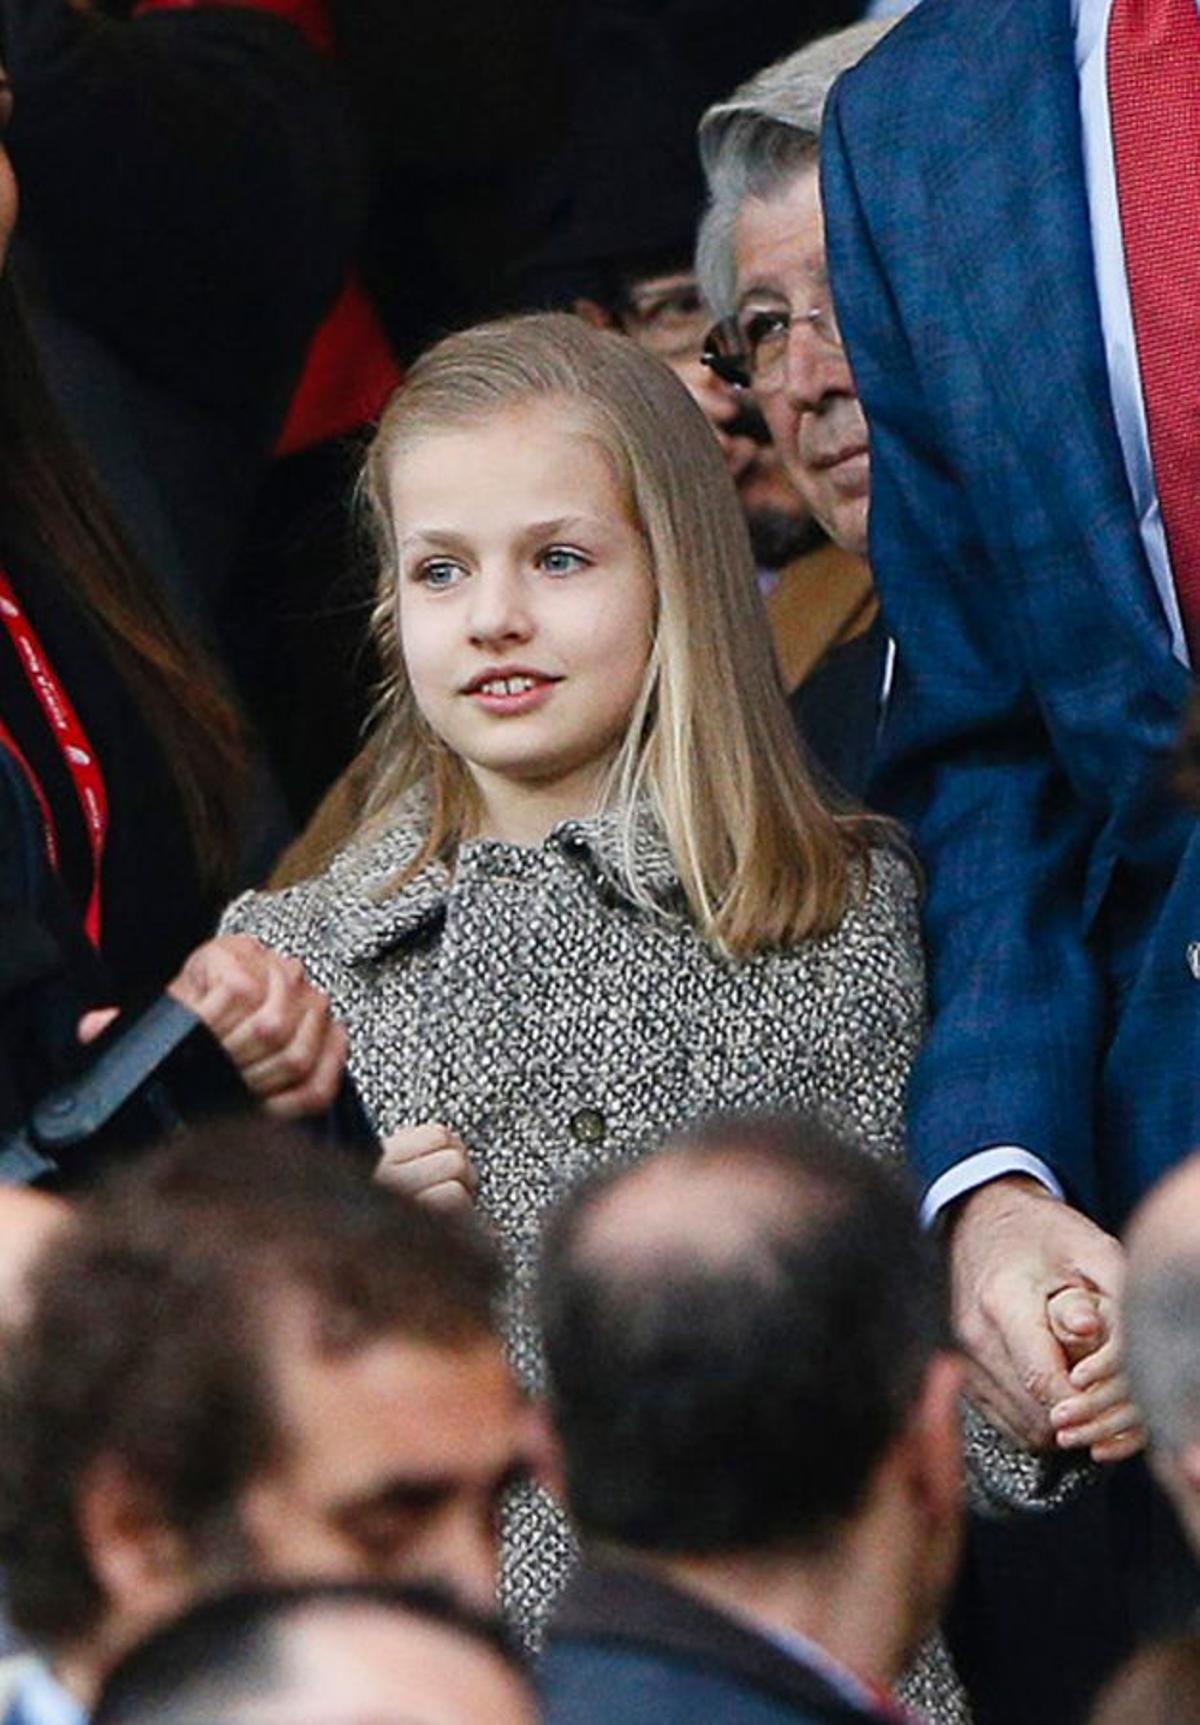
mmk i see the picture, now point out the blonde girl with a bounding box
[222,311,924,1649]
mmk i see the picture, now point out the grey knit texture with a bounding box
[222,802,1072,1721]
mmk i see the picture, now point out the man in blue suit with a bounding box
[816,11,1200,1688]
[821,0,1200,1473]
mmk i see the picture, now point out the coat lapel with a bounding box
[929,0,1188,694]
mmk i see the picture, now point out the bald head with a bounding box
[538,1113,948,1557]
[1128,1154,1200,1275]
[1124,1156,1200,1491]
[570,1134,843,1283]
[92,1583,533,1725]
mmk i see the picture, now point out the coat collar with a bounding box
[923,0,1188,693]
[545,1556,889,1723]
[323,797,684,965]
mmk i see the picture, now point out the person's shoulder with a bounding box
[850,839,921,936]
[794,839,924,1011]
[832,0,985,119]
[219,817,426,951]
[751,841,921,995]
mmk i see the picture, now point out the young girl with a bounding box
[220,309,929,1648]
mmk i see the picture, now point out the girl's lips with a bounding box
[463,673,560,716]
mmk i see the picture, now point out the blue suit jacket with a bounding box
[539,1559,889,1725]
[822,0,1200,1228]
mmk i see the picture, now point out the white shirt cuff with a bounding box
[920,1147,1064,1228]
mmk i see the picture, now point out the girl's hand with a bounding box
[1046,1286,1145,1464]
[375,1122,477,1212]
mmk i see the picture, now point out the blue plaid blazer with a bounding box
[822,0,1200,1228]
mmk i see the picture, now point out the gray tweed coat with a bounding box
[221,803,1066,1722]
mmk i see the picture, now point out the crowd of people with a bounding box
[1,0,1199,1721]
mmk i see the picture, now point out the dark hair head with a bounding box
[92,1579,523,1725]
[0,1122,501,1649]
[538,1113,949,1555]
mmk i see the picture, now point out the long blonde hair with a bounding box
[363,312,876,959]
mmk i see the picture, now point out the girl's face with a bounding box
[390,399,656,839]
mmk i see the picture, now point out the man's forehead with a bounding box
[734,190,827,305]
[260,1298,512,1450]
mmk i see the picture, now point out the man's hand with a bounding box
[948,1175,1129,1455]
[375,1123,477,1212]
[167,934,348,1119]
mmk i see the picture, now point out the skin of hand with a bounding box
[947,1174,1129,1456]
[1046,1286,1145,1463]
[80,934,349,1120]
[375,1123,478,1213]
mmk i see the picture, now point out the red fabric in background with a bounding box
[134,0,334,61]
[135,0,403,449]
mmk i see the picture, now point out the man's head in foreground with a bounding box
[0,1123,528,1703]
[538,1113,962,1682]
[1124,1153,1200,1554]
[91,1581,535,1725]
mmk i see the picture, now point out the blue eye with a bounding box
[540,546,589,576]
[416,559,466,589]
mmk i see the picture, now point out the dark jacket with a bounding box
[538,1558,896,1725]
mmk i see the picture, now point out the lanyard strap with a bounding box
[0,570,109,948]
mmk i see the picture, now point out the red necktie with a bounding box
[1108,0,1200,662]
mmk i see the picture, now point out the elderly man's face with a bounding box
[733,163,870,559]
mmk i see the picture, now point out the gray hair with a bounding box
[695,20,895,320]
[1125,1258,1200,1456]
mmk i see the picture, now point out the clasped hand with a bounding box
[950,1175,1144,1463]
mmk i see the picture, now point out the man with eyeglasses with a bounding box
[697,20,894,803]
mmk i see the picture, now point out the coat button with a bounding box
[569,1107,607,1145]
[1189,942,1200,981]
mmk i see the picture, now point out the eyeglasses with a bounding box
[702,298,843,393]
[619,280,709,363]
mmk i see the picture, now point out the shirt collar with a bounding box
[7,1662,86,1725]
[762,1623,889,1717]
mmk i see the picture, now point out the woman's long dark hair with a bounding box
[0,271,245,885]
